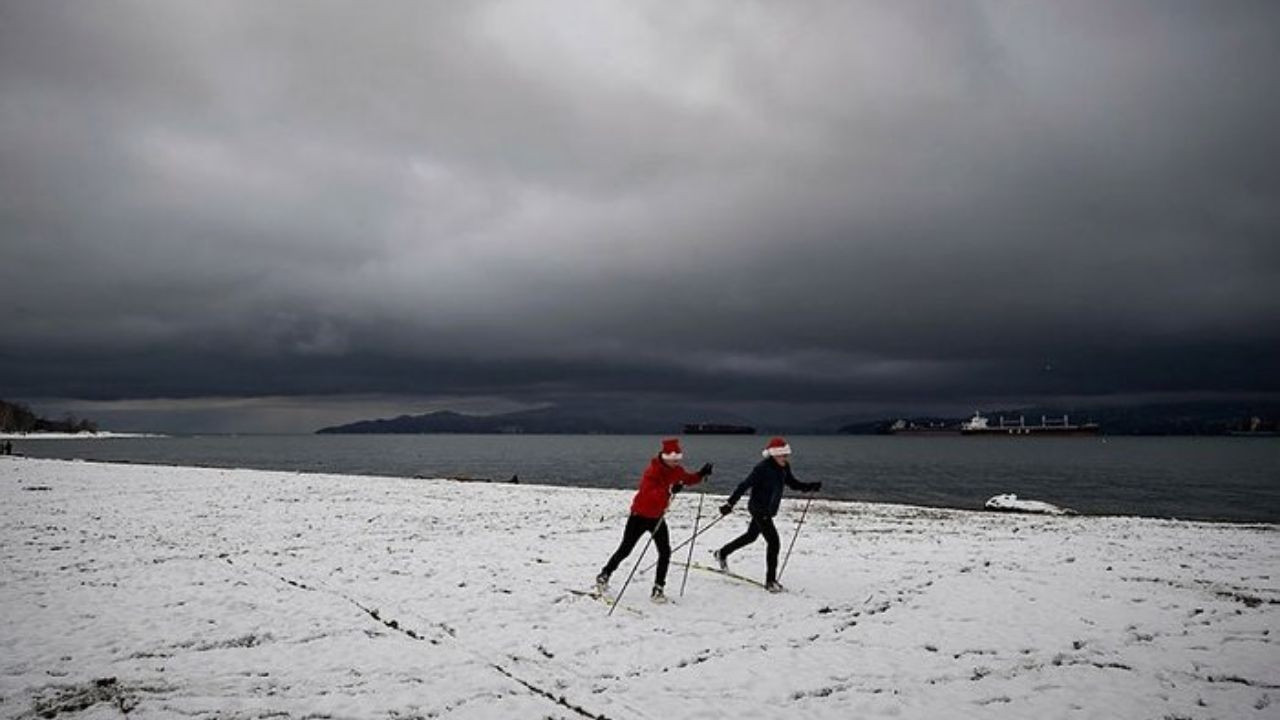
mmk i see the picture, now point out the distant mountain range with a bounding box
[317,399,1280,436]
[838,401,1280,436]
[316,403,764,435]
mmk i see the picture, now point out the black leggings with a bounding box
[602,514,671,586]
[719,514,781,584]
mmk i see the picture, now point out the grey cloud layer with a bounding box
[2,1,1278,410]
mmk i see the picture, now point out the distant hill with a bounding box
[0,399,98,433]
[316,403,761,435]
[319,399,1280,436]
[839,401,1280,436]
[1048,401,1279,435]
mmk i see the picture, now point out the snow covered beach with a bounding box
[0,433,162,441]
[2,457,1276,719]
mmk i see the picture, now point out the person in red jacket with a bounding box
[596,438,712,603]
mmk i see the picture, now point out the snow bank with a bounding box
[1,456,1276,719]
[984,493,1074,515]
[0,431,163,440]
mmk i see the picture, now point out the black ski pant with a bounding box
[602,514,671,586]
[719,513,781,584]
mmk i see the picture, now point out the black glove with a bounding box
[697,462,714,477]
[671,483,684,495]
[719,503,733,516]
[806,482,822,493]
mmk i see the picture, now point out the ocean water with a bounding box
[13,434,1279,523]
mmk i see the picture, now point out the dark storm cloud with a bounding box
[2,1,1278,428]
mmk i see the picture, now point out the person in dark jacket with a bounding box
[712,437,819,593]
[596,438,712,603]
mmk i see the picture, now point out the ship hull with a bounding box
[961,426,1100,436]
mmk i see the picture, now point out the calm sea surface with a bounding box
[14,434,1280,523]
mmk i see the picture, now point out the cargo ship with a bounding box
[960,412,1100,436]
[683,423,756,435]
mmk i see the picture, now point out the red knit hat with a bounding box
[762,436,791,457]
[660,438,683,461]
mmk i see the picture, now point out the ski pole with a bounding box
[778,496,812,582]
[679,489,705,597]
[642,511,727,574]
[609,517,663,617]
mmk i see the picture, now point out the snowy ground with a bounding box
[0,433,161,440]
[1,457,1276,719]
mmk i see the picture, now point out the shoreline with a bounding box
[0,431,165,440]
[4,453,1274,528]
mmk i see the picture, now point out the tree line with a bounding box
[0,399,98,434]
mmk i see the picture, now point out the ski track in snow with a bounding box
[1,456,1277,719]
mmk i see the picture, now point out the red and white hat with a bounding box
[762,436,791,457]
[660,438,683,461]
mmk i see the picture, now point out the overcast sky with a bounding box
[2,1,1278,432]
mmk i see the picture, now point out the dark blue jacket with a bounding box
[727,458,816,518]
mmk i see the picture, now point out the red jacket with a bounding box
[630,457,703,518]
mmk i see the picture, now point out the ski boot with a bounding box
[595,571,610,594]
[650,584,668,604]
[712,548,729,572]
[765,580,785,594]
